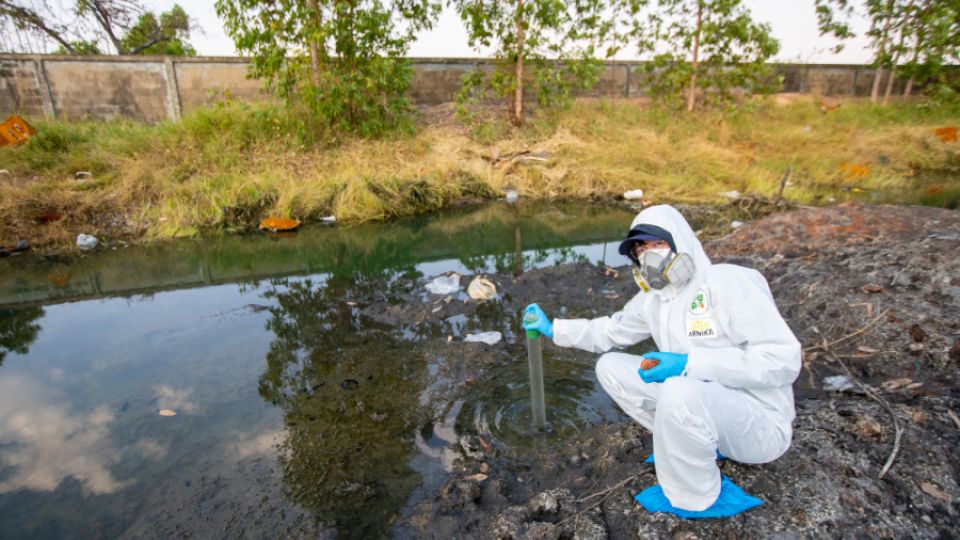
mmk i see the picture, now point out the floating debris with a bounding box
[76,234,98,250]
[259,217,301,232]
[158,409,177,417]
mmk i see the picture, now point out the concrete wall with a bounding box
[0,54,911,123]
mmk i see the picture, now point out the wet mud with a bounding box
[387,203,960,539]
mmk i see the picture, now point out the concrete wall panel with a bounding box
[175,62,265,112]
[44,60,169,122]
[0,59,46,118]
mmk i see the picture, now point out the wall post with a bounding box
[163,57,182,120]
[34,57,56,118]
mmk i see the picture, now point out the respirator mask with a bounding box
[630,247,695,292]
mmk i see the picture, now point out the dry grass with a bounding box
[1,96,958,249]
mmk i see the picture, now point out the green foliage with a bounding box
[642,0,780,109]
[451,0,611,125]
[120,5,195,55]
[816,0,960,97]
[216,0,439,140]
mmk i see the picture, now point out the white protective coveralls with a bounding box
[552,205,801,511]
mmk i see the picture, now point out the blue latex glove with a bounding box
[635,476,763,519]
[645,450,725,464]
[638,351,688,383]
[522,303,553,338]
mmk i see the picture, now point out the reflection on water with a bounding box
[0,201,642,538]
[0,307,43,366]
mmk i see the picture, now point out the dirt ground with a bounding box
[389,203,960,539]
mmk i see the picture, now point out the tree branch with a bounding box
[0,0,76,53]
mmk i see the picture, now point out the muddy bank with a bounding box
[390,203,959,539]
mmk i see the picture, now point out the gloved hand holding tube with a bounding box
[522,304,553,338]
[638,351,687,383]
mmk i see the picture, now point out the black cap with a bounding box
[617,224,677,257]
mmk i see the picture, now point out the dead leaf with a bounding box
[463,473,488,482]
[906,382,924,390]
[861,283,884,294]
[881,378,913,391]
[920,482,951,502]
[477,436,493,453]
[345,301,357,306]
[857,346,880,354]
[856,415,883,438]
[912,411,928,424]
[479,462,490,474]
[158,409,177,417]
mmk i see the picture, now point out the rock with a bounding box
[523,522,561,540]
[528,492,559,515]
[623,189,644,201]
[76,234,98,250]
[441,480,482,510]
[572,517,607,540]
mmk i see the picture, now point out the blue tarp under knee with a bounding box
[634,476,763,519]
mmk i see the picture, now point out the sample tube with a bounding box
[523,314,547,431]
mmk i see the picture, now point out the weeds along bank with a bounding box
[1,97,958,248]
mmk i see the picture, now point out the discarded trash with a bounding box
[467,276,497,301]
[719,190,741,201]
[0,239,29,258]
[36,208,63,223]
[823,375,855,392]
[839,163,870,180]
[76,234,98,250]
[623,189,644,200]
[320,215,337,223]
[0,169,9,175]
[934,126,957,143]
[464,331,502,345]
[259,217,301,232]
[505,190,519,203]
[731,221,745,229]
[158,409,177,417]
[75,171,93,180]
[0,115,36,147]
[425,273,461,295]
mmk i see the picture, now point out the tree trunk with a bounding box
[883,3,911,105]
[903,76,914,98]
[686,1,703,112]
[511,0,525,126]
[882,65,898,104]
[870,11,893,103]
[307,0,322,86]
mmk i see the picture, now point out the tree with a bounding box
[816,0,960,102]
[0,1,195,55]
[451,0,613,126]
[643,0,779,111]
[216,0,439,137]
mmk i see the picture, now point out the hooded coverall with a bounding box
[551,205,801,511]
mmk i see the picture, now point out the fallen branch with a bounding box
[561,474,639,525]
[947,409,960,431]
[804,309,890,353]
[823,346,902,479]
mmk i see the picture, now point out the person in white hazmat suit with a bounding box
[522,205,801,518]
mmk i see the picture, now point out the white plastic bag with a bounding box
[425,273,461,295]
[464,331,502,345]
[76,234,98,250]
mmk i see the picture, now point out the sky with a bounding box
[136,1,873,64]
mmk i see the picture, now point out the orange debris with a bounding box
[838,162,870,180]
[0,115,36,147]
[259,217,301,232]
[934,126,957,143]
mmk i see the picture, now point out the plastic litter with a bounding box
[467,276,497,301]
[823,375,855,392]
[425,273,461,295]
[75,171,93,180]
[158,409,177,417]
[464,331,502,345]
[76,234,98,250]
[719,190,741,201]
[0,115,36,147]
[623,189,644,200]
[731,221,745,229]
[0,239,29,258]
[259,217,300,232]
[320,215,337,223]
[505,190,519,203]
